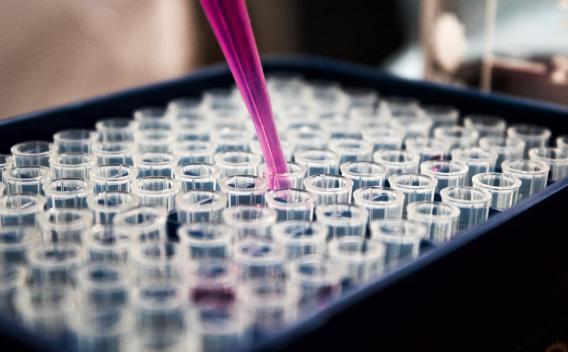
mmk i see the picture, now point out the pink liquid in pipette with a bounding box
[200,0,288,189]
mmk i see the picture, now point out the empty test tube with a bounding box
[134,106,171,130]
[213,129,254,153]
[303,174,353,206]
[287,129,329,155]
[260,162,306,190]
[0,267,25,318]
[114,207,168,242]
[72,308,132,352]
[464,115,507,137]
[266,189,315,221]
[130,242,186,282]
[219,175,267,207]
[529,147,568,182]
[391,110,433,139]
[176,190,227,224]
[174,141,215,164]
[28,243,84,285]
[233,239,285,280]
[53,129,96,154]
[361,126,405,151]
[85,225,130,263]
[131,177,181,211]
[406,201,460,243]
[422,105,459,130]
[433,126,479,150]
[420,160,468,194]
[388,173,437,215]
[507,124,551,156]
[92,164,137,193]
[287,255,341,312]
[440,186,491,231]
[39,208,92,243]
[370,219,426,267]
[373,149,420,177]
[0,194,46,226]
[3,166,51,195]
[178,223,232,260]
[95,117,135,143]
[43,178,92,209]
[191,304,250,352]
[451,147,497,186]
[49,153,95,180]
[328,237,385,287]
[316,203,368,239]
[174,163,220,191]
[214,151,261,178]
[93,142,135,166]
[502,160,549,201]
[0,154,12,182]
[87,192,141,224]
[295,149,340,176]
[223,206,277,240]
[328,139,373,164]
[321,120,362,140]
[472,172,521,211]
[272,220,327,259]
[135,130,175,153]
[0,226,41,266]
[404,137,449,162]
[133,152,176,177]
[10,141,54,167]
[76,263,130,309]
[340,161,387,190]
[478,136,525,170]
[353,186,405,221]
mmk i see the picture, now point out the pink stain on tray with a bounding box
[200,0,288,189]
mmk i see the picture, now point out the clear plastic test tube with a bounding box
[316,203,368,240]
[557,135,568,149]
[370,219,426,268]
[87,192,141,224]
[76,263,130,310]
[223,206,277,241]
[213,129,254,153]
[433,126,479,150]
[360,126,405,151]
[404,137,449,162]
[502,160,549,200]
[373,149,420,177]
[130,242,186,282]
[420,160,468,193]
[92,142,135,166]
[28,243,84,285]
[219,175,267,207]
[0,267,25,318]
[134,106,171,130]
[174,163,220,191]
[114,207,168,242]
[328,139,373,164]
[214,151,261,178]
[388,173,437,215]
[529,147,568,182]
[294,149,340,176]
[287,254,341,312]
[0,226,41,266]
[287,129,329,155]
[451,147,497,186]
[53,129,96,154]
[3,166,51,195]
[0,194,46,226]
[233,239,285,280]
[303,174,353,206]
[0,154,12,182]
[464,114,507,137]
[478,136,526,170]
[39,208,92,243]
[10,141,54,167]
[472,172,521,211]
[260,162,306,190]
[43,178,92,209]
[91,164,137,193]
[49,153,96,180]
[328,237,385,287]
[176,190,227,224]
[84,225,130,263]
[407,201,460,243]
[174,141,215,164]
[95,117,135,143]
[178,223,232,260]
[440,186,491,231]
[422,105,459,130]
[265,189,315,221]
[131,177,181,211]
[187,259,239,309]
[133,152,176,177]
[72,308,132,352]
[340,161,387,190]
[135,129,175,153]
[353,186,405,221]
[272,220,328,259]
[190,304,250,352]
[507,124,551,156]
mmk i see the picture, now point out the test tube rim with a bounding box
[294,149,340,167]
[0,194,46,215]
[440,186,491,208]
[28,242,85,270]
[420,160,469,178]
[370,219,427,244]
[373,149,420,167]
[528,147,568,165]
[272,220,328,245]
[328,237,386,264]
[76,262,130,292]
[340,161,388,178]
[388,173,438,191]
[265,189,315,210]
[219,175,268,195]
[222,206,277,228]
[406,201,460,222]
[213,151,262,168]
[10,141,54,158]
[303,174,353,194]
[472,172,522,192]
[175,190,227,211]
[451,147,498,164]
[501,159,550,176]
[507,124,552,140]
[131,177,182,196]
[91,165,138,184]
[43,178,93,197]
[39,208,93,232]
[177,223,232,247]
[0,226,41,251]
[315,203,369,227]
[352,186,405,209]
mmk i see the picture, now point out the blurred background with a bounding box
[1,0,566,118]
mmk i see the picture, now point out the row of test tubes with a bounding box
[0,74,567,352]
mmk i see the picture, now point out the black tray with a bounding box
[1,56,567,352]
